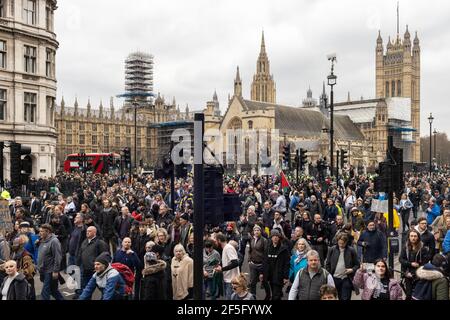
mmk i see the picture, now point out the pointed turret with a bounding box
[386,36,393,51]
[98,100,104,118]
[74,97,79,116]
[413,31,420,46]
[377,30,383,45]
[234,66,242,97]
[60,96,65,115]
[110,97,115,119]
[307,86,312,99]
[213,89,218,101]
[85,98,91,117]
[260,30,266,56]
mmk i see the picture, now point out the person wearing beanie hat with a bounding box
[79,251,125,300]
[248,223,270,299]
[263,227,290,300]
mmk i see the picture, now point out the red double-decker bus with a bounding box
[63,153,121,174]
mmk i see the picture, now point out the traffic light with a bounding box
[374,161,391,192]
[204,165,224,226]
[283,144,291,169]
[122,148,131,167]
[162,157,173,179]
[340,149,348,168]
[10,142,32,188]
[299,148,308,171]
[390,145,403,196]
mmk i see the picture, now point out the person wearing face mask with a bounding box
[353,259,403,300]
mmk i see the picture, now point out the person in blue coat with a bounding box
[357,221,387,263]
[18,222,39,264]
[79,252,125,300]
[289,238,310,282]
[426,198,441,226]
[443,230,450,254]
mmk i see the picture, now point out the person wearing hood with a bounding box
[140,251,167,300]
[36,224,64,300]
[414,261,449,300]
[262,229,290,300]
[79,252,125,300]
[357,220,387,263]
[0,260,29,300]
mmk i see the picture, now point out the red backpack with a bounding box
[111,262,135,296]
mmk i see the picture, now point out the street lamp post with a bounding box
[428,113,434,174]
[327,55,337,181]
[133,98,139,173]
[433,128,437,160]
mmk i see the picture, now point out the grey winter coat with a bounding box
[37,234,62,274]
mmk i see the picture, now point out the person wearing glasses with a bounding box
[230,273,255,300]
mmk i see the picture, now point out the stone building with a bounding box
[0,0,58,180]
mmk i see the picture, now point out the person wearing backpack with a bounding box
[288,250,335,300]
[0,260,30,300]
[78,252,125,300]
[413,260,449,300]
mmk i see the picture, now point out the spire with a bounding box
[74,96,79,108]
[307,86,312,98]
[110,97,115,119]
[404,24,410,39]
[260,30,266,55]
[234,66,242,97]
[172,96,176,107]
[213,89,218,101]
[99,100,103,118]
[347,92,351,102]
[397,1,400,37]
[60,96,65,108]
[86,98,91,117]
[377,30,383,45]
[413,31,419,46]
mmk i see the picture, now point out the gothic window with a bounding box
[79,123,85,131]
[66,122,71,130]
[46,49,55,78]
[0,0,5,17]
[391,81,395,97]
[385,82,389,98]
[0,89,5,120]
[0,40,6,69]
[46,1,54,31]
[24,45,37,73]
[66,134,72,145]
[23,0,36,25]
[79,135,85,145]
[397,80,401,96]
[248,120,253,129]
[46,96,55,126]
[24,92,36,123]
[92,135,97,145]
[115,137,120,146]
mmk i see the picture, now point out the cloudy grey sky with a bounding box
[55,0,450,137]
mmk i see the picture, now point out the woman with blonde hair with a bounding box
[289,238,311,282]
[230,273,255,300]
[171,244,193,300]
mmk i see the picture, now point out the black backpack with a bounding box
[412,279,432,300]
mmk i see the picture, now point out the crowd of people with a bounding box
[0,169,449,301]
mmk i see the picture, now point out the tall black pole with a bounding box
[296,149,299,186]
[0,142,4,190]
[387,135,394,270]
[170,141,175,213]
[433,131,437,160]
[429,121,432,174]
[193,113,204,300]
[330,86,334,180]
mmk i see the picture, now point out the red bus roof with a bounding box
[65,152,120,158]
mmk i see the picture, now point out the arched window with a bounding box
[248,120,253,129]
[391,81,396,97]
[385,82,389,97]
[397,80,401,96]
